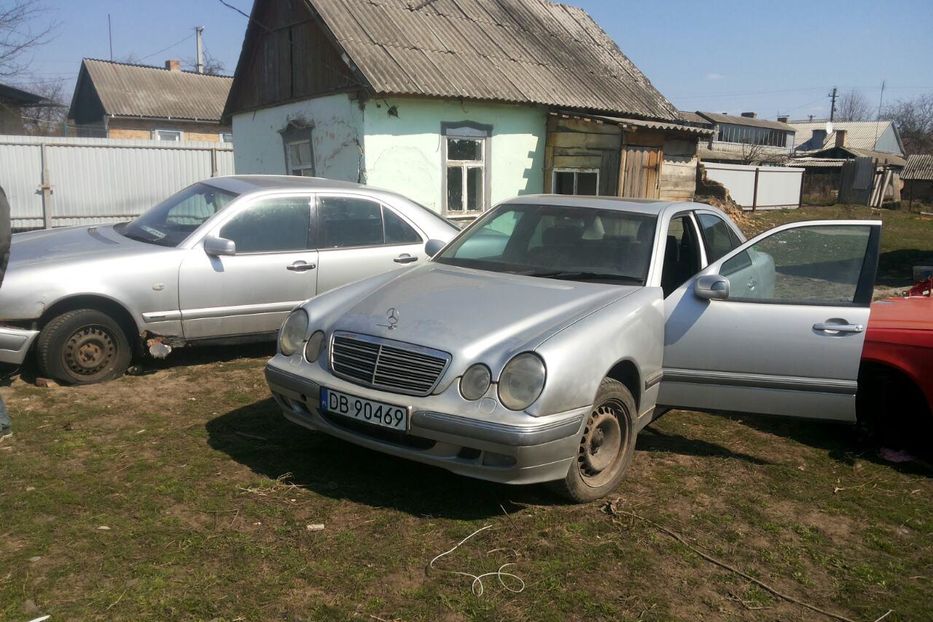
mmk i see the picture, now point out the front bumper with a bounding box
[265,362,587,486]
[0,326,39,365]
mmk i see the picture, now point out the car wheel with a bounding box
[36,309,133,385]
[551,378,636,503]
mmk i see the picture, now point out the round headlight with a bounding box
[278,309,309,356]
[460,364,491,401]
[498,353,546,411]
[304,330,325,362]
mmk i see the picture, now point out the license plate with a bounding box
[320,388,409,431]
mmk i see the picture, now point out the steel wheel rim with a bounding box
[577,400,628,488]
[64,325,116,377]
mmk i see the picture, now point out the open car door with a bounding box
[659,220,881,422]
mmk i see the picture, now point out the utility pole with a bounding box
[828,86,837,122]
[108,14,113,60]
[195,26,205,73]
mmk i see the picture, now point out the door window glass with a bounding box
[220,197,311,253]
[319,197,384,248]
[661,215,702,297]
[720,225,871,304]
[697,213,741,262]
[383,208,422,244]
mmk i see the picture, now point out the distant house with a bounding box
[0,83,45,134]
[681,111,796,164]
[68,59,233,142]
[223,0,710,218]
[902,154,933,205]
[791,120,904,156]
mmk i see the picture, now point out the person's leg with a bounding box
[0,394,10,438]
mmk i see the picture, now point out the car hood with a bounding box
[10,224,160,267]
[328,263,640,359]
[869,296,933,333]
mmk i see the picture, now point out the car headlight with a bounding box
[498,353,546,411]
[278,309,309,356]
[304,330,325,362]
[460,364,491,400]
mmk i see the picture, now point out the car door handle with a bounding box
[286,261,316,272]
[813,322,864,334]
[393,254,418,264]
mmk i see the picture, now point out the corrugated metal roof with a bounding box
[902,154,933,181]
[74,59,233,122]
[697,111,795,132]
[307,0,680,121]
[583,113,714,136]
[790,120,898,153]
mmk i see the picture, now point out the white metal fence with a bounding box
[0,135,234,229]
[703,162,803,210]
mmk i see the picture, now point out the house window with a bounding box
[279,120,315,177]
[220,132,234,144]
[553,169,599,195]
[442,122,491,215]
[153,129,182,141]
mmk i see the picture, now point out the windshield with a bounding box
[118,183,238,247]
[435,203,657,285]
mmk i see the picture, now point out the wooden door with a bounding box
[620,145,662,199]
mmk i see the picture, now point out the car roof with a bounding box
[498,194,704,216]
[204,175,420,204]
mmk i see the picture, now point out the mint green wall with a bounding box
[362,97,546,212]
[231,94,363,180]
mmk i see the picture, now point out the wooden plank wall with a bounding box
[545,116,622,195]
[659,138,699,201]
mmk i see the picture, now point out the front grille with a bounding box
[330,331,451,396]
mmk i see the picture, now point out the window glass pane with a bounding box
[447,138,481,161]
[155,130,181,141]
[467,167,483,211]
[450,209,520,260]
[220,197,310,253]
[697,213,740,262]
[318,197,384,248]
[383,207,422,244]
[447,166,463,211]
[554,171,575,195]
[721,225,870,304]
[122,183,237,247]
[576,172,598,196]
[297,141,312,165]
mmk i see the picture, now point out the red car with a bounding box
[859,281,933,445]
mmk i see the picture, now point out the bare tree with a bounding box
[739,142,787,166]
[835,89,872,122]
[885,93,933,155]
[184,50,226,75]
[0,1,57,77]
[19,78,66,136]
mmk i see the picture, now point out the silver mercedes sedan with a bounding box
[265,196,881,502]
[0,176,457,384]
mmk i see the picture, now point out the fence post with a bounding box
[40,142,53,229]
[751,166,760,212]
[210,148,218,177]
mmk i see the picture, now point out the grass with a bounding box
[1,206,932,621]
[1,345,931,621]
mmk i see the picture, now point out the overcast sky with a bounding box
[20,0,933,121]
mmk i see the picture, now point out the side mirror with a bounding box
[424,238,446,257]
[694,274,730,300]
[204,236,236,257]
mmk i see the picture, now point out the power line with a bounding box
[139,32,195,62]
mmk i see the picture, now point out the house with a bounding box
[791,119,904,156]
[901,154,933,206]
[0,83,46,134]
[68,59,233,142]
[681,111,796,164]
[788,120,906,206]
[223,0,710,218]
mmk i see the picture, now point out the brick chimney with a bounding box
[165,59,181,72]
[834,129,847,148]
[777,115,789,124]
[740,112,757,118]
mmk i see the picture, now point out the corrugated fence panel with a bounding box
[703,162,802,210]
[0,135,234,229]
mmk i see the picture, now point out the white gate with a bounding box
[703,162,803,210]
[0,135,235,229]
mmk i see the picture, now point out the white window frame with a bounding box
[285,139,314,177]
[552,168,600,196]
[220,132,233,144]
[153,129,182,142]
[442,122,492,217]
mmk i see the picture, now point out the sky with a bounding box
[16,0,933,122]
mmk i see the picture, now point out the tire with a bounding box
[550,378,637,503]
[36,309,133,385]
